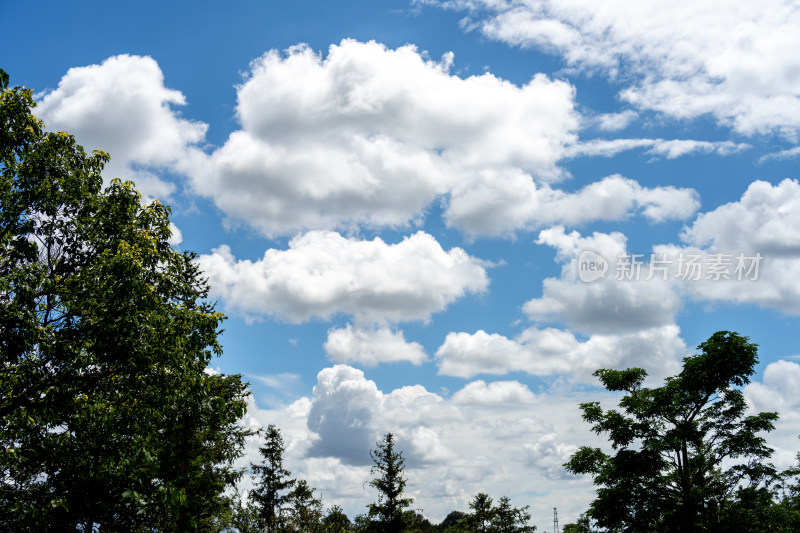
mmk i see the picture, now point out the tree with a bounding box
[565,331,779,532]
[351,513,372,533]
[773,449,800,530]
[323,505,352,533]
[367,432,413,533]
[491,496,535,533]
[0,68,249,530]
[153,372,252,531]
[717,446,800,532]
[439,510,467,531]
[250,424,297,531]
[284,479,325,532]
[403,510,436,532]
[450,494,535,533]
[561,513,594,533]
[465,493,495,533]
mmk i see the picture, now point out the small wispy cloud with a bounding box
[247,373,302,390]
[759,146,800,163]
[566,138,750,159]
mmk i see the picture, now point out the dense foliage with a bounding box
[0,68,249,531]
[564,331,792,532]
[441,493,536,533]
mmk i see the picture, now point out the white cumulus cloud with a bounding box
[37,49,706,239]
[324,324,428,366]
[523,433,578,480]
[745,360,800,413]
[445,173,699,237]
[451,380,538,405]
[681,179,800,255]
[179,39,699,237]
[433,0,800,137]
[306,365,384,464]
[650,179,800,314]
[523,226,682,334]
[186,39,580,236]
[196,230,489,323]
[435,325,685,382]
[35,54,206,199]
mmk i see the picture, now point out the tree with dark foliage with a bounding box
[250,424,298,531]
[367,433,413,533]
[0,67,249,531]
[565,331,779,532]
[445,493,536,532]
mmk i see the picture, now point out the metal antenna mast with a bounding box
[553,507,559,533]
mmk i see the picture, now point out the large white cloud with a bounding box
[240,362,800,524]
[283,364,598,521]
[35,54,207,199]
[681,179,800,255]
[523,433,578,480]
[196,230,489,323]
[519,181,800,322]
[654,179,800,314]
[745,360,800,414]
[36,48,703,238]
[744,360,800,467]
[304,365,459,466]
[432,0,800,136]
[435,325,685,382]
[306,365,384,464]
[324,324,428,366]
[182,39,700,237]
[513,179,800,341]
[524,226,682,334]
[186,39,580,236]
[445,173,699,237]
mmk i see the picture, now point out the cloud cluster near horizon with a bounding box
[241,357,800,521]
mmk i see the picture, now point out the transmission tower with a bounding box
[553,507,559,533]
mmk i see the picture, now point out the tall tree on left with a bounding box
[0,69,250,531]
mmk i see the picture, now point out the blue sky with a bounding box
[4,0,800,526]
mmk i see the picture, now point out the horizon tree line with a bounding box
[234,427,538,532]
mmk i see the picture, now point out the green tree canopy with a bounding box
[465,493,494,533]
[439,510,467,530]
[565,331,779,532]
[283,479,325,532]
[560,513,594,533]
[446,493,535,533]
[323,505,352,533]
[0,68,249,531]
